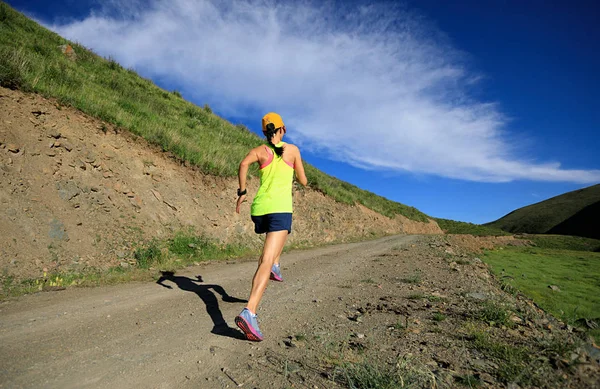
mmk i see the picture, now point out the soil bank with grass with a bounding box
[0,86,441,289]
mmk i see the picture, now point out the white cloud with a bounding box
[48,0,600,183]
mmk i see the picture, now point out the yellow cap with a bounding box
[262,112,285,132]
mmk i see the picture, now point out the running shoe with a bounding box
[235,308,264,341]
[270,263,283,282]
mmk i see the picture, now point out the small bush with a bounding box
[455,374,482,387]
[0,47,29,90]
[172,90,182,98]
[333,357,436,389]
[203,103,212,114]
[401,271,422,284]
[470,331,530,384]
[474,302,513,327]
[407,293,424,300]
[168,233,212,256]
[107,56,122,71]
[0,3,8,22]
[32,42,51,56]
[337,362,403,389]
[184,106,200,119]
[134,240,162,268]
[432,312,446,322]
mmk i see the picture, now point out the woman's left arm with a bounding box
[292,146,308,187]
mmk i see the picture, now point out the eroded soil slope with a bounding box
[0,87,440,280]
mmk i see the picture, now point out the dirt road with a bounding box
[0,235,417,388]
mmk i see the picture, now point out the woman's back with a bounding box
[251,142,295,216]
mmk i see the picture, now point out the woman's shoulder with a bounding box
[252,144,269,153]
[283,142,299,152]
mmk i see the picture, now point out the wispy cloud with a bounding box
[47,0,600,183]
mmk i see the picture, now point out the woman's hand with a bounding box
[236,194,247,214]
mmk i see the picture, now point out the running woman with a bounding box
[234,112,308,341]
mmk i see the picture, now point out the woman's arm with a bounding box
[293,146,308,187]
[236,148,259,213]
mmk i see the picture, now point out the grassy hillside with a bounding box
[435,218,510,236]
[486,184,600,239]
[520,234,600,252]
[547,201,600,239]
[0,2,428,222]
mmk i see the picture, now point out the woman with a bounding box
[234,112,308,341]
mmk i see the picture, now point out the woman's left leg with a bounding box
[246,230,288,313]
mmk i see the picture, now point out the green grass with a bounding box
[473,301,514,328]
[454,374,482,387]
[466,326,578,386]
[400,271,422,284]
[333,357,436,389]
[134,239,162,269]
[1,266,152,298]
[482,246,600,341]
[470,331,530,384]
[435,218,510,236]
[425,294,447,302]
[294,333,307,342]
[519,234,600,252]
[1,231,255,299]
[0,2,430,222]
[432,312,447,322]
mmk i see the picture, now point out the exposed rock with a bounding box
[56,181,80,201]
[48,218,68,241]
[466,292,487,300]
[151,189,163,202]
[84,152,96,163]
[59,44,77,61]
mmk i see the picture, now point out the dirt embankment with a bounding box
[0,87,441,280]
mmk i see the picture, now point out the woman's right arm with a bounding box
[236,148,259,214]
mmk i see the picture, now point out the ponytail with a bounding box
[264,123,284,156]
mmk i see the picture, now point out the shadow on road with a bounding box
[156,271,247,340]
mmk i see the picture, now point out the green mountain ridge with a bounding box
[486,184,600,239]
[0,2,429,223]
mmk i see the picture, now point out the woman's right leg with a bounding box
[246,230,288,313]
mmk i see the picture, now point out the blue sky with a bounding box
[8,0,600,224]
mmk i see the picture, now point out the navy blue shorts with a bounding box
[251,213,292,234]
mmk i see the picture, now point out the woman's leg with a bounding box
[246,230,288,313]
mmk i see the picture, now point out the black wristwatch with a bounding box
[237,188,247,196]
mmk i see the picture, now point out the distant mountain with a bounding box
[486,184,600,239]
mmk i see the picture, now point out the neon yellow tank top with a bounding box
[251,142,295,216]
